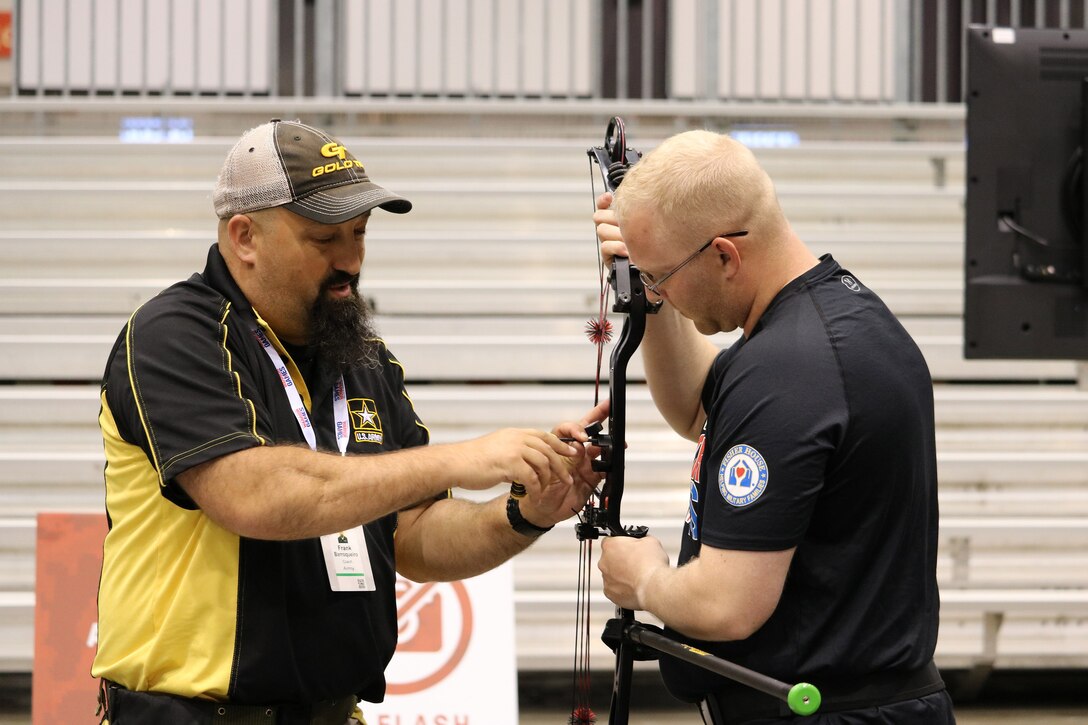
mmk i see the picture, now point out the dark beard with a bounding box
[308,272,382,373]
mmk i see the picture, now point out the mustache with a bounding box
[322,271,361,291]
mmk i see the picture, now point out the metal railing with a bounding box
[11,0,277,96]
[7,0,1088,104]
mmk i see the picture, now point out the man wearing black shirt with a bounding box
[594,130,954,724]
[94,119,601,723]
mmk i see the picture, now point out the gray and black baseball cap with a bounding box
[213,119,412,224]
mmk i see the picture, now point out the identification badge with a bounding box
[320,526,377,592]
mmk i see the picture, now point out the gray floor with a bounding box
[2,673,1085,724]
[511,670,1088,724]
[3,706,1084,724]
[519,706,1088,724]
[1,703,1085,724]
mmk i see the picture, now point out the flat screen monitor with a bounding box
[964,24,1088,360]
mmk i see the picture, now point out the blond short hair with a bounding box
[613,130,786,247]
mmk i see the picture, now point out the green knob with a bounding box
[786,682,821,716]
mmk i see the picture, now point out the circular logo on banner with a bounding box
[385,578,474,695]
[718,444,769,507]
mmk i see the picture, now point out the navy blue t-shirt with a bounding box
[661,255,941,700]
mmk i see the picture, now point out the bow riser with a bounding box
[580,117,658,543]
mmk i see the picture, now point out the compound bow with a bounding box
[571,117,822,725]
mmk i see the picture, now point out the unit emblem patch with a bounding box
[718,444,769,507]
[349,398,384,444]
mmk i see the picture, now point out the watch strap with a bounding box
[506,495,554,537]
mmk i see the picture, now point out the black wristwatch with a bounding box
[506,496,554,537]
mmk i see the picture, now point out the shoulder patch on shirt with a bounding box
[841,274,862,292]
[718,444,769,507]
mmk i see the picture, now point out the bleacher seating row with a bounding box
[1,118,1087,691]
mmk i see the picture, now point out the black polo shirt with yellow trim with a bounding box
[93,244,429,705]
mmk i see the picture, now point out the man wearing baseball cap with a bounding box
[92,120,603,723]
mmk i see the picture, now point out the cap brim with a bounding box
[283,182,413,224]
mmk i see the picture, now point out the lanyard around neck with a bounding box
[252,327,349,456]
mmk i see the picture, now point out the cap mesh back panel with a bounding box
[213,124,294,217]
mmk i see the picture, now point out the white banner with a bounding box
[362,563,519,725]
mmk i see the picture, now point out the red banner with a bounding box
[0,12,12,59]
[32,513,107,724]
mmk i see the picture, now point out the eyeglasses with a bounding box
[638,230,749,294]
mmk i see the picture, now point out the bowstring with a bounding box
[570,527,595,723]
[587,156,613,407]
[569,155,614,724]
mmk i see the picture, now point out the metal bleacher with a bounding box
[1,108,1087,695]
